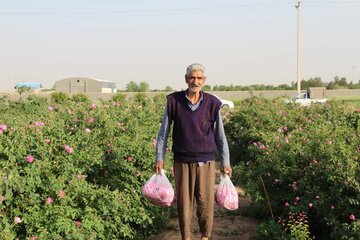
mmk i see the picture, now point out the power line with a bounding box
[0,1,359,20]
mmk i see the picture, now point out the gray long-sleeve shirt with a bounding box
[155,92,230,166]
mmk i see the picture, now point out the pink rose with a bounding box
[89,103,96,109]
[14,217,22,224]
[34,122,45,127]
[64,145,74,154]
[349,213,356,221]
[0,124,7,131]
[75,220,81,227]
[308,203,313,208]
[1,195,5,202]
[284,202,290,207]
[58,190,65,199]
[87,117,94,123]
[46,197,53,204]
[26,155,34,163]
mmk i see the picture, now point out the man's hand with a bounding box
[155,160,164,175]
[223,165,232,177]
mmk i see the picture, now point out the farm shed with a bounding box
[54,77,117,93]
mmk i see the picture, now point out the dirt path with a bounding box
[149,169,259,240]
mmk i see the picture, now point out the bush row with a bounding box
[226,97,360,239]
[0,93,173,239]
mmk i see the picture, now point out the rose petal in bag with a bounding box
[142,170,175,207]
[215,174,239,210]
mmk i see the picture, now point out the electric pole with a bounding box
[295,1,301,94]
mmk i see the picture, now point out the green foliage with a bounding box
[138,81,150,92]
[126,81,139,92]
[16,86,32,95]
[255,220,287,240]
[51,92,69,104]
[227,97,360,238]
[111,93,127,104]
[71,93,90,103]
[0,96,173,239]
[279,211,311,240]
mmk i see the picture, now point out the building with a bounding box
[54,77,117,93]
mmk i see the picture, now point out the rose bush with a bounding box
[0,94,173,239]
[226,97,360,239]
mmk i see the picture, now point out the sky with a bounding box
[1,0,359,91]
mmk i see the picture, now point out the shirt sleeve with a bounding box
[155,105,170,161]
[215,109,230,166]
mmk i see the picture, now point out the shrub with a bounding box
[226,97,360,238]
[51,92,69,104]
[0,97,172,239]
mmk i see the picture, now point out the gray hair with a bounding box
[185,63,206,77]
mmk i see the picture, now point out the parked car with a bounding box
[284,87,327,107]
[213,95,235,109]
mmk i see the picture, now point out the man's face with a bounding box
[185,70,206,94]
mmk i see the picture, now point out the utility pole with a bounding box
[295,1,301,94]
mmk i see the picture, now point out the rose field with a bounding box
[0,93,359,239]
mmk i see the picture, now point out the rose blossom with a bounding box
[349,213,356,221]
[0,124,7,131]
[75,220,81,227]
[87,117,94,123]
[1,195,5,202]
[89,103,96,109]
[14,217,22,224]
[34,122,45,127]
[58,190,65,199]
[26,155,34,163]
[308,203,313,208]
[46,197,53,204]
[284,202,290,207]
[64,145,74,154]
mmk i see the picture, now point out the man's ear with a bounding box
[185,75,189,84]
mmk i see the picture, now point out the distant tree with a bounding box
[163,86,173,92]
[126,81,139,92]
[202,85,211,91]
[138,81,150,92]
[16,86,32,95]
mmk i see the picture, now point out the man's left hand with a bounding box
[223,165,232,177]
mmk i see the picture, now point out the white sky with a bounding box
[1,0,359,91]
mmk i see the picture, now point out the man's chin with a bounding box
[188,86,202,93]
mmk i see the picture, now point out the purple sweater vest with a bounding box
[167,91,222,163]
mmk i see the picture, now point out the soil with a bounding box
[148,169,259,240]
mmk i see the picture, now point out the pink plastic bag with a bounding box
[216,174,239,210]
[142,170,175,207]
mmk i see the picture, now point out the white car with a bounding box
[213,95,235,109]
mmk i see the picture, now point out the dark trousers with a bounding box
[174,161,216,240]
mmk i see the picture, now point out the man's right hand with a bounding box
[155,160,164,175]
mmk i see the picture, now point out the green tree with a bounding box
[163,86,174,92]
[202,85,212,91]
[16,86,32,95]
[126,81,139,92]
[138,81,150,92]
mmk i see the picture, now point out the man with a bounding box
[155,63,232,240]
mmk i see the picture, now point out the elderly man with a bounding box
[155,63,232,240]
